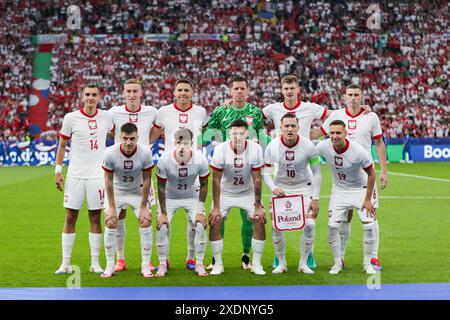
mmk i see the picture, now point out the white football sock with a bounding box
[272,228,286,266]
[62,233,75,265]
[363,222,377,265]
[157,224,169,266]
[328,225,341,260]
[194,222,207,265]
[339,222,351,259]
[300,218,315,264]
[251,238,265,266]
[116,219,126,260]
[104,228,116,266]
[89,232,102,266]
[187,221,195,261]
[139,227,153,267]
[373,220,380,257]
[210,239,223,265]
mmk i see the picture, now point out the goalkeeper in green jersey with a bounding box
[202,75,271,270]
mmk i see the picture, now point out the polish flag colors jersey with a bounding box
[102,143,154,192]
[153,102,208,151]
[264,135,320,189]
[262,101,327,138]
[108,104,157,146]
[320,108,383,161]
[316,139,373,190]
[59,108,114,179]
[210,140,264,196]
[156,149,210,199]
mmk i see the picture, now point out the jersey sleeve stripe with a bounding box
[320,108,328,121]
[209,164,223,172]
[264,163,272,167]
[252,164,264,171]
[156,174,167,181]
[372,134,383,140]
[142,164,154,172]
[200,172,210,179]
[102,165,113,173]
[364,164,373,170]
[320,126,327,135]
[58,132,71,140]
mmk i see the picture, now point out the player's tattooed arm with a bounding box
[252,169,266,224]
[105,170,118,227]
[149,126,162,145]
[199,176,208,203]
[157,178,167,215]
[138,169,152,227]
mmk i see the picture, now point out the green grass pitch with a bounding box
[0,162,449,288]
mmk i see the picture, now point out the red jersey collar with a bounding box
[333,139,350,154]
[120,144,137,158]
[230,140,248,155]
[283,100,301,111]
[281,134,300,148]
[80,107,98,118]
[174,102,193,112]
[173,149,193,165]
[345,107,364,118]
[125,104,141,113]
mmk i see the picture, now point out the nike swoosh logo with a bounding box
[143,248,151,251]
[106,246,112,249]
[348,133,355,136]
[90,132,97,136]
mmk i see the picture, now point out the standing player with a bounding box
[108,78,158,273]
[262,74,328,269]
[209,119,266,275]
[316,120,378,275]
[101,123,154,278]
[149,78,208,271]
[263,113,322,274]
[54,84,114,274]
[155,128,210,277]
[311,84,387,269]
[203,75,270,270]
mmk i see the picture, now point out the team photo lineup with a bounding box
[0,0,449,300]
[53,75,386,278]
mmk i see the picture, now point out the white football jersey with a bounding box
[262,101,327,138]
[320,108,382,161]
[154,102,208,151]
[264,135,320,189]
[109,104,157,146]
[102,143,154,192]
[210,140,264,196]
[316,139,373,190]
[59,108,114,179]
[156,149,210,199]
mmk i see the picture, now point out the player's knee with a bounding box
[328,225,340,244]
[195,221,206,232]
[118,209,127,220]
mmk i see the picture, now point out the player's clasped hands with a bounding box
[272,188,285,197]
[55,173,64,191]
[105,209,118,228]
[157,213,169,230]
[253,206,266,225]
[138,207,152,228]
[209,207,222,225]
[362,200,376,219]
[307,199,320,219]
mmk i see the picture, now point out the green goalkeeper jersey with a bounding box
[203,102,270,145]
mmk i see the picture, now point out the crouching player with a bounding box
[316,120,379,275]
[101,123,155,278]
[263,113,322,274]
[209,119,266,275]
[155,128,210,277]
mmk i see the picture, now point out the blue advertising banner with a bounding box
[409,145,450,162]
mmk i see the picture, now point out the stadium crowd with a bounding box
[0,0,448,141]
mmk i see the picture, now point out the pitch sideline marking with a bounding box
[377,170,450,183]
